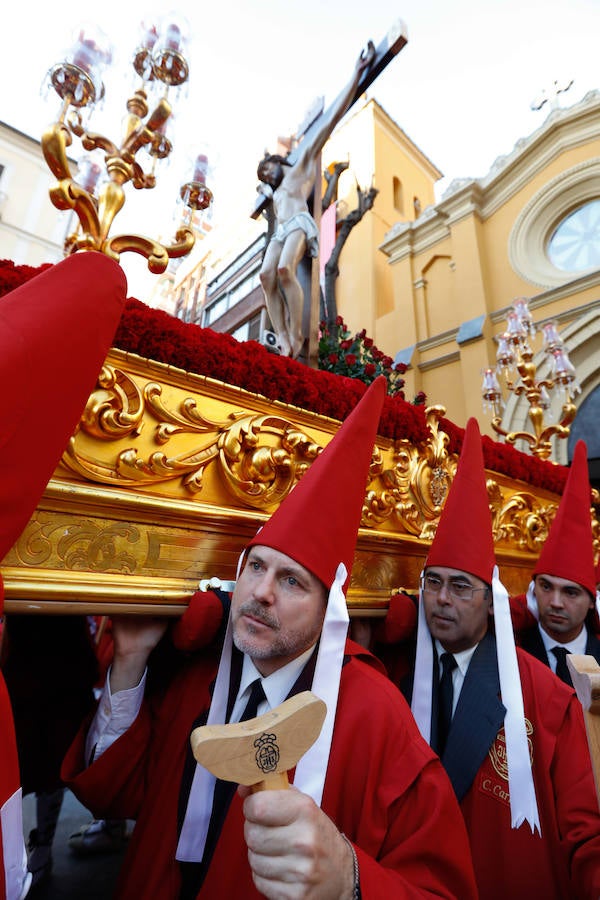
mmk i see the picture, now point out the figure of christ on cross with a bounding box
[256,41,375,360]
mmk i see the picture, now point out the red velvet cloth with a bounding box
[0,253,127,567]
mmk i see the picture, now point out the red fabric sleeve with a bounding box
[374,592,417,644]
[170,590,226,651]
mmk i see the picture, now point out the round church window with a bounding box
[547,199,600,272]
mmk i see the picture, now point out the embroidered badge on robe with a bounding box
[478,720,534,807]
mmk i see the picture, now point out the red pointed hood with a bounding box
[533,440,596,597]
[426,417,495,584]
[248,377,386,590]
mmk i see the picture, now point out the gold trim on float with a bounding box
[3,350,595,615]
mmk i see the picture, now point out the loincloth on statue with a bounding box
[271,211,319,258]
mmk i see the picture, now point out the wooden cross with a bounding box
[251,21,408,368]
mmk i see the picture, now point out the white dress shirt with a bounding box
[538,623,588,673]
[85,645,316,764]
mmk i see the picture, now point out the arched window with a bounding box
[393,176,403,214]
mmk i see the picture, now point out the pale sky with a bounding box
[2,0,599,300]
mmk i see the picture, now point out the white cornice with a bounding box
[490,293,600,326]
[445,91,600,216]
[417,350,461,372]
[380,206,450,260]
[417,327,459,352]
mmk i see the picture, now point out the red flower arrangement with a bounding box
[114,298,431,444]
[0,258,52,296]
[439,415,568,495]
[318,316,424,403]
[0,258,569,494]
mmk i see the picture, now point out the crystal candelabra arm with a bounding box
[43,122,101,242]
[42,24,204,270]
[536,379,555,392]
[557,396,577,430]
[42,122,75,182]
[121,97,171,160]
[130,160,156,190]
[492,398,577,462]
[490,415,551,457]
[163,227,196,259]
[103,233,168,272]
[493,421,548,457]
[78,130,119,156]
[104,225,195,273]
[490,416,510,439]
[49,180,100,240]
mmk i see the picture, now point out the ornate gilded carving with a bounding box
[360,404,563,552]
[363,406,454,539]
[62,371,565,553]
[15,512,139,574]
[64,366,322,509]
[4,353,582,614]
[80,365,145,439]
[489,483,555,553]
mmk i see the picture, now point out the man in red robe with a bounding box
[510,441,600,682]
[63,378,478,899]
[0,253,127,898]
[406,418,600,899]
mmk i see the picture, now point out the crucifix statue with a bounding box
[252,21,408,364]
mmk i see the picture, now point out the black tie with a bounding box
[438,652,457,756]
[239,677,267,721]
[209,678,266,830]
[179,678,266,900]
[551,646,573,686]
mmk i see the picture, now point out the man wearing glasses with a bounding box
[406,418,600,900]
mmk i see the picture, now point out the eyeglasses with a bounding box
[421,573,489,602]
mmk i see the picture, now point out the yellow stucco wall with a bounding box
[379,92,600,458]
[322,99,441,345]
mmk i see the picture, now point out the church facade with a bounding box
[379,91,600,471]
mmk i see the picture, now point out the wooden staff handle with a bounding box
[190,690,326,791]
[567,654,600,805]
